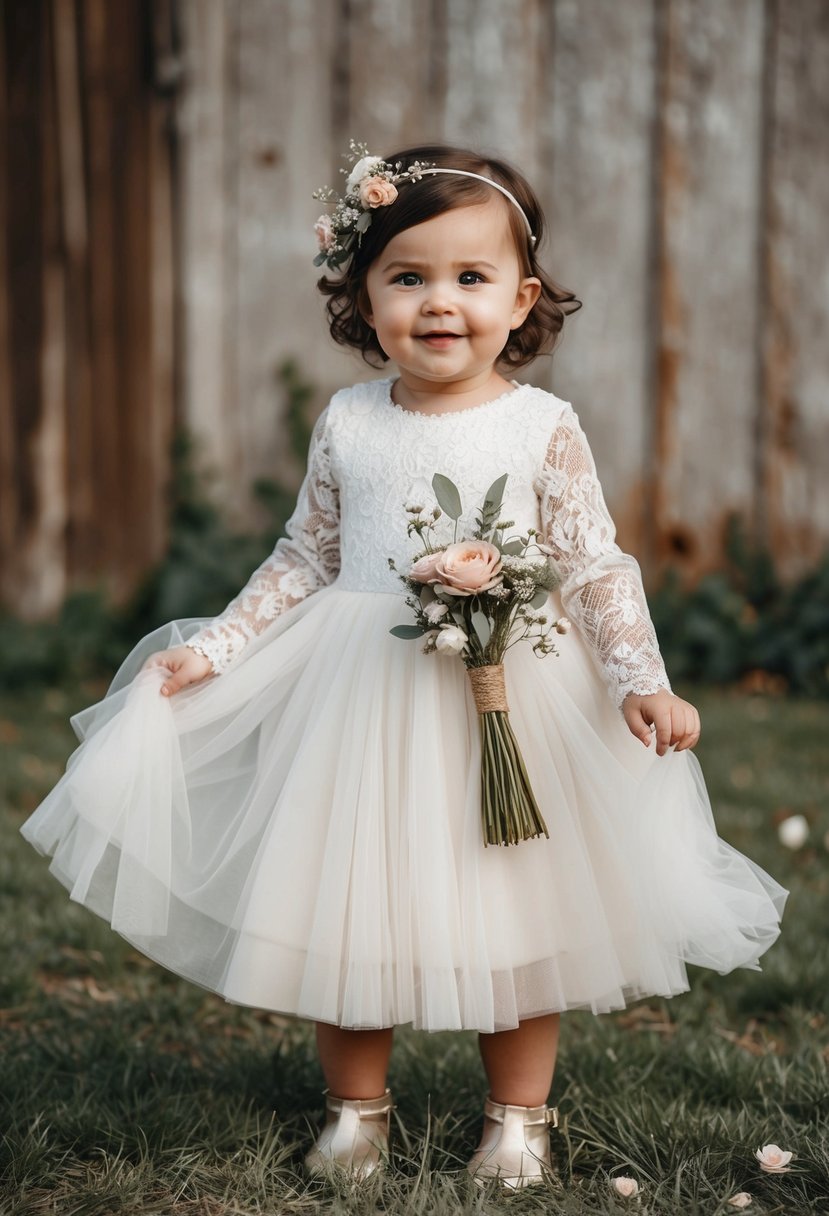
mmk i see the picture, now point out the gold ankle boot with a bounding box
[304,1089,393,1180]
[467,1095,558,1189]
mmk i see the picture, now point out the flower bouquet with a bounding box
[389,473,569,847]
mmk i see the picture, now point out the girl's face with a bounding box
[363,199,541,400]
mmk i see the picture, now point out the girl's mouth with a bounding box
[417,332,463,347]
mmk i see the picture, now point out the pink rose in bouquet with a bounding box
[409,552,445,584]
[433,541,503,596]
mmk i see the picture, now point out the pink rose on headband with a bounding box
[434,541,503,595]
[314,215,335,252]
[409,552,445,584]
[360,177,398,209]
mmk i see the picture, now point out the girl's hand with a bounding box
[142,646,214,697]
[623,690,701,756]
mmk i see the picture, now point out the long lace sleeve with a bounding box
[534,407,671,708]
[185,407,340,673]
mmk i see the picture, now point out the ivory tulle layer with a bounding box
[20,586,786,1032]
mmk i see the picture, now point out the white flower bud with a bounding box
[424,601,449,624]
[434,624,468,655]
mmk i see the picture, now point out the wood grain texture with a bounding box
[761,0,829,576]
[0,0,175,617]
[652,0,766,577]
[544,0,656,559]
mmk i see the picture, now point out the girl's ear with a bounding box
[510,277,542,330]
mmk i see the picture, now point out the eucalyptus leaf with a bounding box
[356,211,372,232]
[483,473,508,513]
[389,624,426,639]
[432,474,463,520]
[530,588,549,609]
[501,539,524,556]
[471,609,492,648]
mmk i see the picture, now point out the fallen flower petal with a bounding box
[755,1144,793,1173]
[611,1176,640,1198]
[728,1194,753,1209]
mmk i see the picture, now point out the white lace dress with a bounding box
[20,378,786,1032]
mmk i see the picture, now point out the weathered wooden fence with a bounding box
[2,0,827,620]
[0,0,176,618]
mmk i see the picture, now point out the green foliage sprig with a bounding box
[650,517,829,698]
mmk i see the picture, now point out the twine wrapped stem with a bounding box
[467,664,509,713]
[466,664,549,847]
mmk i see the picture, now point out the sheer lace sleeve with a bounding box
[534,407,671,708]
[185,407,340,674]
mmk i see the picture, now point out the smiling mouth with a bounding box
[417,332,463,341]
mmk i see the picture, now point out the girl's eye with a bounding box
[393,272,422,287]
[459,271,485,286]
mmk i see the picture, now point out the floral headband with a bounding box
[313,140,537,273]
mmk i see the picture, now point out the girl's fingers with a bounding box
[673,703,701,751]
[683,705,701,750]
[160,664,188,697]
[670,704,688,748]
[625,702,653,747]
[654,710,673,756]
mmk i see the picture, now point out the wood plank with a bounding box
[442,0,546,175]
[28,1,68,618]
[0,7,16,608]
[651,0,766,578]
[146,0,177,566]
[112,0,156,591]
[233,0,341,514]
[80,0,123,595]
[545,0,656,564]
[761,0,829,577]
[176,0,241,510]
[1,2,50,616]
[344,0,433,149]
[53,0,94,598]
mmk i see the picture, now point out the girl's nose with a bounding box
[421,283,457,315]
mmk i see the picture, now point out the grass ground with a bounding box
[0,683,827,1215]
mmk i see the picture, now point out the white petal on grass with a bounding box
[611,1176,640,1198]
[777,815,809,849]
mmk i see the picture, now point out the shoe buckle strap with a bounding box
[483,1099,559,1127]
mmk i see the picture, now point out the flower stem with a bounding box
[478,710,549,847]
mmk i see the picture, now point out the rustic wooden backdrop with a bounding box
[2,0,827,620]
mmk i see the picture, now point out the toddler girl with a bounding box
[21,142,786,1190]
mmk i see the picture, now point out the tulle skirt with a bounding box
[20,585,786,1032]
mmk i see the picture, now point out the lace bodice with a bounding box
[187,378,670,707]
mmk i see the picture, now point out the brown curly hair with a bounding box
[317,144,581,370]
